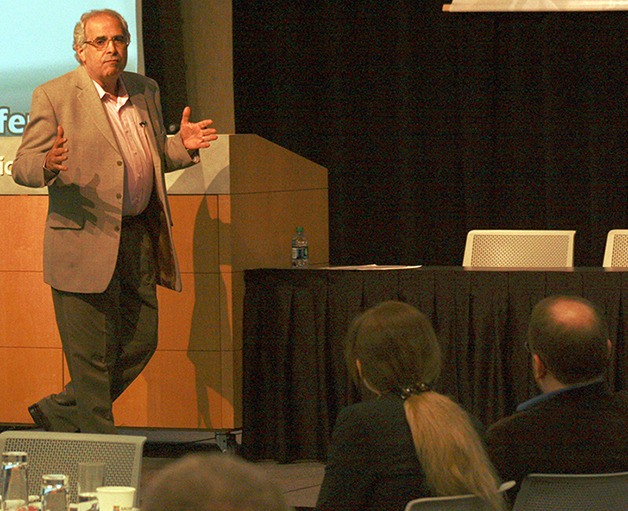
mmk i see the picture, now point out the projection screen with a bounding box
[0,0,143,193]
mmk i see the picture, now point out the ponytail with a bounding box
[404,392,506,511]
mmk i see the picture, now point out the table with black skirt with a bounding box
[241,266,627,463]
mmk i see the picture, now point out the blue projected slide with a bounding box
[0,0,142,137]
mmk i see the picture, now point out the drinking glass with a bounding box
[1,452,28,511]
[77,463,105,511]
[41,474,68,511]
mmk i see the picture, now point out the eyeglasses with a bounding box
[84,35,129,51]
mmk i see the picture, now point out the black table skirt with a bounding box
[241,267,627,463]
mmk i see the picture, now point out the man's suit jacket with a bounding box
[485,382,628,492]
[13,66,196,293]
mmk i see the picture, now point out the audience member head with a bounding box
[345,301,505,510]
[527,295,611,387]
[141,453,292,511]
[344,300,441,396]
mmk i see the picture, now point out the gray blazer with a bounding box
[13,66,195,293]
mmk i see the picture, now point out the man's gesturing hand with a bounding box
[44,126,69,172]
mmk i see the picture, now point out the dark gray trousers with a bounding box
[38,214,158,433]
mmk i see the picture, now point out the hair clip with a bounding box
[399,382,431,400]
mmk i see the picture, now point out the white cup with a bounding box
[96,486,136,511]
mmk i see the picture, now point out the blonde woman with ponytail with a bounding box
[315,301,506,511]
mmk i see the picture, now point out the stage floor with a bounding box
[136,428,323,510]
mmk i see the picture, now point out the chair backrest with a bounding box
[512,472,628,511]
[404,481,516,511]
[462,230,575,268]
[0,430,146,505]
[602,229,628,268]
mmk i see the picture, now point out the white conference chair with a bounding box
[404,481,516,511]
[512,472,628,511]
[0,430,146,505]
[462,230,575,268]
[602,229,628,268]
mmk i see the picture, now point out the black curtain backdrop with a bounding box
[143,0,188,133]
[146,1,628,266]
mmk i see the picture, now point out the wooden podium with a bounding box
[0,134,329,431]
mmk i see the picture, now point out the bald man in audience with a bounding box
[485,295,628,493]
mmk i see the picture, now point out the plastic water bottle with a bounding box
[291,227,309,268]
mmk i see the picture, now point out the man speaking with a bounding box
[12,8,218,433]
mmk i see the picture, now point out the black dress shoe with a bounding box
[28,404,52,431]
